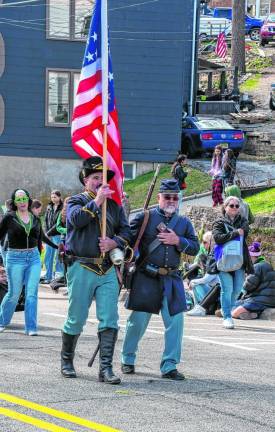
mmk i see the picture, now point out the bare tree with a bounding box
[231,0,246,74]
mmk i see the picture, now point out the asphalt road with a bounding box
[1,286,275,432]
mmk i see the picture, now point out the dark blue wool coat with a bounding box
[126,207,199,315]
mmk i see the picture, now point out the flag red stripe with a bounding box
[77,70,102,94]
[72,94,102,120]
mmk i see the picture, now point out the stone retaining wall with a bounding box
[244,132,275,157]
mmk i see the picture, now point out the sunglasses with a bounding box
[162,195,179,202]
[228,204,240,209]
[14,196,29,204]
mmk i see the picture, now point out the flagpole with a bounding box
[101,0,109,241]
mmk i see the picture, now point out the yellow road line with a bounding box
[0,407,76,432]
[0,393,123,432]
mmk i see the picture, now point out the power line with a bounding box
[0,0,41,6]
[0,0,161,9]
[109,0,161,11]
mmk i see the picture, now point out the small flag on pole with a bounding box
[215,32,227,59]
[72,0,124,204]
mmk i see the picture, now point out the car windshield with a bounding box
[194,118,234,130]
[267,14,275,22]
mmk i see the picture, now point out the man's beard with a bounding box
[164,205,177,216]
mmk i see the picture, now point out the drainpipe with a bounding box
[188,0,199,116]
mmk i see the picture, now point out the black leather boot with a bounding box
[98,328,121,385]
[61,331,79,378]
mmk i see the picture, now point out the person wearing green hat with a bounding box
[224,184,254,225]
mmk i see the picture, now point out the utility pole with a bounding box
[231,0,246,74]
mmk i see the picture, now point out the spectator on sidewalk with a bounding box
[187,232,220,317]
[50,197,70,293]
[209,145,223,207]
[171,154,188,192]
[212,196,253,329]
[0,199,12,267]
[224,185,254,225]
[222,149,237,187]
[232,242,275,320]
[187,253,220,316]
[40,190,63,284]
[0,189,57,335]
[31,199,43,218]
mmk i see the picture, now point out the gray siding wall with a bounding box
[0,0,197,163]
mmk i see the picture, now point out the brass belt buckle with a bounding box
[158,268,168,276]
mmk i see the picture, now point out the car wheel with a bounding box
[182,138,197,158]
[249,28,260,41]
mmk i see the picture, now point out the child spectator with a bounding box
[171,154,188,192]
[209,145,223,207]
[222,149,237,187]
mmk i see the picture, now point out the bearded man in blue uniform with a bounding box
[61,157,131,385]
[121,179,199,380]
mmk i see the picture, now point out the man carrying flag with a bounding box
[60,0,131,385]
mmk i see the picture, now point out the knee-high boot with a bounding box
[98,328,121,385]
[61,331,80,378]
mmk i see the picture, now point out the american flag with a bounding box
[215,32,227,59]
[72,0,123,204]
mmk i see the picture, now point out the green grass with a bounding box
[244,188,275,215]
[124,165,212,209]
[240,73,261,93]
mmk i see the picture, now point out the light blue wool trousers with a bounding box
[63,261,119,335]
[121,297,184,374]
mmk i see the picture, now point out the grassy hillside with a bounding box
[124,165,212,209]
[245,188,275,215]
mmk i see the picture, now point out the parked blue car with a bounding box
[181,116,245,157]
[209,7,264,41]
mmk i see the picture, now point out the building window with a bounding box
[123,162,136,180]
[47,0,95,40]
[46,69,80,127]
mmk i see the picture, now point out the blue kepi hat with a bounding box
[159,179,180,194]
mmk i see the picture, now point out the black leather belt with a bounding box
[65,255,104,265]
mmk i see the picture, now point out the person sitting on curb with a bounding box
[187,254,220,316]
[187,233,220,317]
[232,242,275,320]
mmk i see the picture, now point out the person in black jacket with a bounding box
[0,189,57,335]
[232,242,275,319]
[41,190,63,284]
[212,196,253,330]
